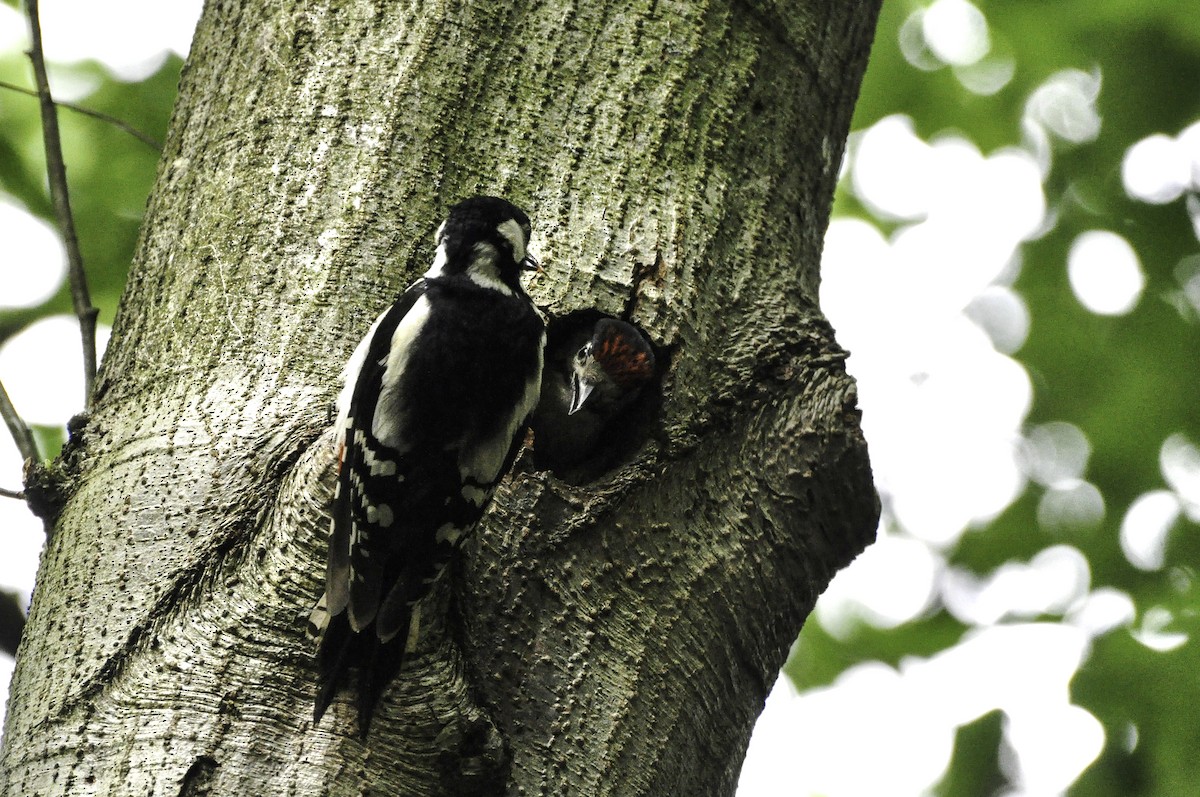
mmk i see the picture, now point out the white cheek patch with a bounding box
[465,242,514,295]
[496,218,526,263]
[471,240,498,268]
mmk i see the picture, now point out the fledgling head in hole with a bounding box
[569,318,656,415]
[530,312,662,479]
[426,196,539,293]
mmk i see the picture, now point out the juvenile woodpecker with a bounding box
[312,196,545,734]
[531,317,655,470]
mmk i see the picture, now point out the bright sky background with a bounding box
[2,0,1199,793]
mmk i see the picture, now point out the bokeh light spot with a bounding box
[851,115,935,220]
[1119,490,1180,571]
[0,316,111,426]
[922,0,990,67]
[739,666,956,797]
[898,10,943,72]
[1122,133,1192,204]
[1177,120,1200,188]
[1067,230,1144,315]
[1003,705,1105,794]
[942,546,1090,626]
[1160,433,1200,518]
[0,199,67,310]
[954,56,1015,96]
[1037,480,1105,532]
[964,286,1030,354]
[816,532,940,637]
[1131,606,1188,652]
[1023,69,1102,145]
[1065,587,1135,637]
[1020,421,1091,487]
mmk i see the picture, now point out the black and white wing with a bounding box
[316,280,434,730]
[325,280,429,635]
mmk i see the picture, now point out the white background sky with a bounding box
[2,1,1198,794]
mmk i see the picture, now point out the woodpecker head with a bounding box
[428,196,538,292]
[569,319,656,415]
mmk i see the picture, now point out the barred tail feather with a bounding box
[356,616,409,738]
[356,638,383,739]
[314,607,411,736]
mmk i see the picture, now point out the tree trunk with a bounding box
[0,1,880,794]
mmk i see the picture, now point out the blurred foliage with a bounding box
[0,50,180,352]
[793,2,1200,796]
[0,48,180,460]
[1,1,1198,794]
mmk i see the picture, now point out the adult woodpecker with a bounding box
[531,317,656,471]
[311,196,545,735]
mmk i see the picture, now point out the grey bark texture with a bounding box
[0,0,881,795]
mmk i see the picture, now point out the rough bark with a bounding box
[0,1,880,795]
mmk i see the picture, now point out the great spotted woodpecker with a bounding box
[311,196,545,735]
[531,317,656,471]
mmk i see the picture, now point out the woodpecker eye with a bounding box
[576,347,589,363]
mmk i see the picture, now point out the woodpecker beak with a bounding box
[521,253,541,273]
[568,373,596,415]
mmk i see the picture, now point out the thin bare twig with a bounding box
[0,487,26,501]
[25,0,99,407]
[0,79,161,150]
[0,379,39,464]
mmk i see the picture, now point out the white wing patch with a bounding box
[434,523,465,546]
[334,310,388,452]
[373,295,433,448]
[361,441,398,477]
[365,503,394,528]
[461,484,489,506]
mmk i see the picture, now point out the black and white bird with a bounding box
[311,196,545,735]
[531,316,656,471]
